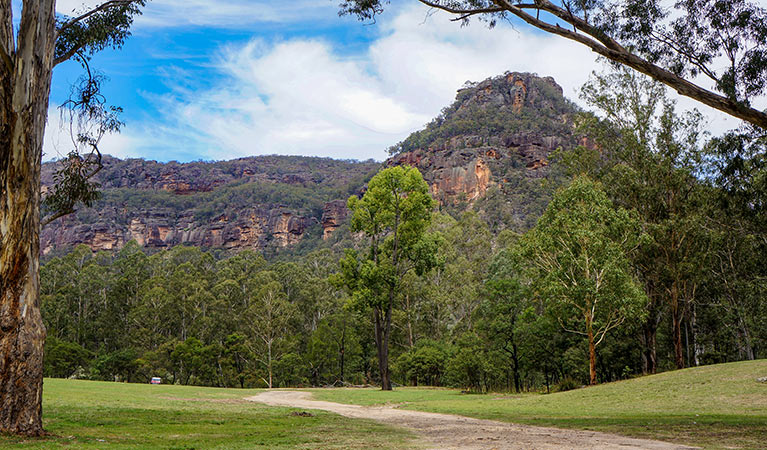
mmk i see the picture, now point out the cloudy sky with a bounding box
[43,0,761,162]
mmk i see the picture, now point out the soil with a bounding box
[245,390,698,450]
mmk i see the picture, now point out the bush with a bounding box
[555,377,580,392]
[91,349,140,382]
[394,340,449,386]
[44,337,93,378]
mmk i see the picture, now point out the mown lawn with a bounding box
[0,379,417,449]
[311,360,767,450]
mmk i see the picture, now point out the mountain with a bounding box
[40,155,378,257]
[41,71,583,256]
[386,72,581,230]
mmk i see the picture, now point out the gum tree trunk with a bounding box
[671,284,685,370]
[0,0,56,436]
[587,319,597,386]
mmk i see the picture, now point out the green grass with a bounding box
[311,360,767,450]
[0,378,417,449]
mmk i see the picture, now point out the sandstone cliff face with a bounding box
[386,72,577,206]
[320,200,348,241]
[42,72,582,256]
[41,155,377,255]
[41,204,321,255]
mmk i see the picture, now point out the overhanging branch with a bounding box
[415,0,767,129]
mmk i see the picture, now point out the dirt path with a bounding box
[245,390,696,450]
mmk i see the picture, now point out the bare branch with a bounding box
[54,43,84,67]
[419,0,503,17]
[41,208,75,228]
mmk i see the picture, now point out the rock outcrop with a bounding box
[386,72,578,207]
[321,200,349,240]
[41,71,584,256]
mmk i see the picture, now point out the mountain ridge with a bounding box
[42,71,582,255]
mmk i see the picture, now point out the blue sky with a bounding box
[43,0,754,163]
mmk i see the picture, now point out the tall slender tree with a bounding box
[335,166,439,390]
[522,176,646,385]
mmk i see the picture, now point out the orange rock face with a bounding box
[41,207,316,254]
[511,79,527,114]
[386,72,579,206]
[321,200,348,240]
[394,150,496,206]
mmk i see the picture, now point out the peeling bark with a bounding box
[0,0,56,436]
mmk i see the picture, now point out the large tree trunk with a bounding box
[0,0,57,436]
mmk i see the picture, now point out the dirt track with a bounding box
[246,390,697,450]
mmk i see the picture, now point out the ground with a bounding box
[0,360,764,449]
[310,359,767,450]
[248,390,693,450]
[0,379,417,449]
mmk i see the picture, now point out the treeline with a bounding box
[40,69,766,391]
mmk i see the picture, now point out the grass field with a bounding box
[0,379,416,449]
[312,360,767,449]
[1,360,764,449]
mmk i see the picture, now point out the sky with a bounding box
[42,0,766,163]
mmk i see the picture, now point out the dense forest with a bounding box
[40,69,766,392]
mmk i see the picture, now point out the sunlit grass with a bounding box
[1,379,417,449]
[311,360,767,449]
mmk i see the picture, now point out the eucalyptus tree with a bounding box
[522,176,646,385]
[481,245,529,393]
[573,67,711,370]
[1,0,145,435]
[244,272,296,389]
[335,166,439,390]
[341,0,767,130]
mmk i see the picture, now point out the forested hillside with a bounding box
[40,70,766,392]
[41,155,379,258]
[41,72,579,259]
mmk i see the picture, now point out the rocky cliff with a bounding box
[386,72,579,229]
[42,71,583,256]
[41,155,378,255]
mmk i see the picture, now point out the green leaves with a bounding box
[55,1,147,66]
[523,176,647,342]
[341,166,439,309]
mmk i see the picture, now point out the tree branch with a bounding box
[53,43,85,67]
[416,0,767,129]
[419,0,503,17]
[41,208,75,228]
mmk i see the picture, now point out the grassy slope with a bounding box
[0,379,416,450]
[312,360,767,450]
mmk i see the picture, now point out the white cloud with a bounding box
[118,4,603,161]
[54,2,764,162]
[56,0,336,28]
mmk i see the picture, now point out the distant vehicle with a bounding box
[150,377,162,384]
